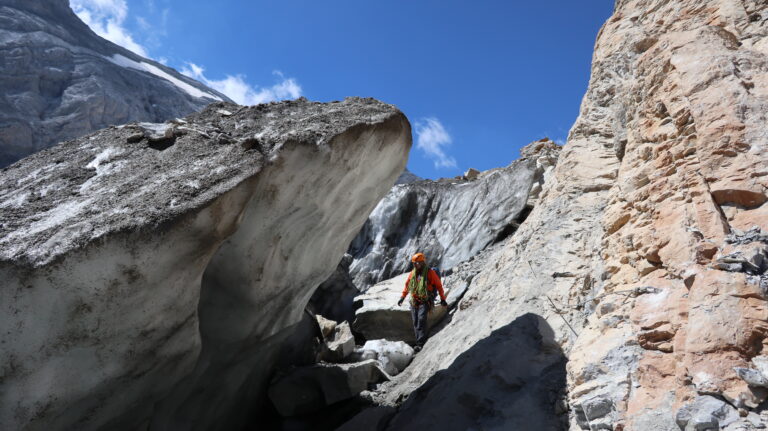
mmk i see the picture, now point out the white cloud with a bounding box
[70,0,149,57]
[415,118,457,169]
[180,64,302,105]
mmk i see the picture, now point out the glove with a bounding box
[440,300,448,307]
[397,297,404,306]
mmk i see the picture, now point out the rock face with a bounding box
[376,1,768,430]
[0,0,228,167]
[348,140,560,291]
[0,98,410,430]
[564,1,768,429]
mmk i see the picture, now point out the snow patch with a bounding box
[106,54,222,101]
[87,147,121,175]
[16,167,44,187]
[5,199,93,250]
[81,148,123,192]
[356,339,414,376]
[39,183,60,197]
[1,192,30,208]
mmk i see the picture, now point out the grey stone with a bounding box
[574,397,616,429]
[726,226,768,245]
[0,98,410,430]
[676,396,739,431]
[316,314,338,339]
[735,367,768,388]
[0,0,230,167]
[715,262,747,272]
[267,360,388,417]
[320,320,355,363]
[751,355,768,379]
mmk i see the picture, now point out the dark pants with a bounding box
[410,303,430,347]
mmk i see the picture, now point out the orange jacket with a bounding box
[401,269,446,302]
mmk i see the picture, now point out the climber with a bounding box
[397,252,448,351]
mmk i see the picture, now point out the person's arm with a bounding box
[429,270,447,302]
[398,272,412,305]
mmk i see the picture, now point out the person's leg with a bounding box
[411,304,420,344]
[415,303,429,347]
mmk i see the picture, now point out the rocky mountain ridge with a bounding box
[0,0,228,167]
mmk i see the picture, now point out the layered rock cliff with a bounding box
[568,1,768,428]
[0,0,228,167]
[372,1,768,430]
[0,98,410,430]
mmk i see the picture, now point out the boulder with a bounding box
[316,314,338,339]
[713,242,768,275]
[317,317,355,363]
[0,97,410,430]
[352,273,455,344]
[675,396,739,431]
[752,355,768,379]
[734,367,768,388]
[0,0,229,167]
[268,360,388,417]
[349,339,414,376]
[463,167,480,180]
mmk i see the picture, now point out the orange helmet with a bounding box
[411,253,426,263]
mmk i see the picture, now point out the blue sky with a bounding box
[70,0,614,179]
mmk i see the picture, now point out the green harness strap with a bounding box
[408,266,431,303]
